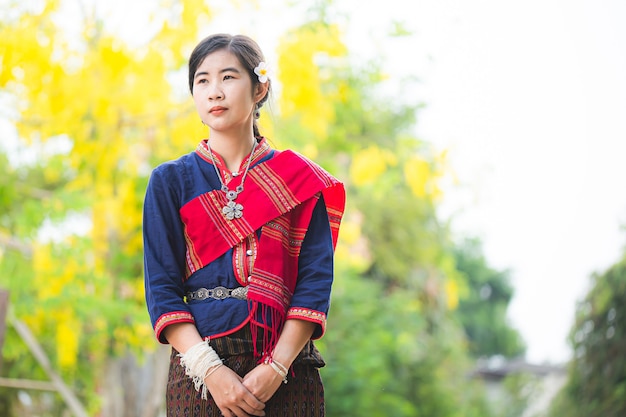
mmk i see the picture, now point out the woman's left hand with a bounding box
[242,363,285,402]
[243,319,314,402]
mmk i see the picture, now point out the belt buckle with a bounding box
[196,288,209,300]
[231,287,248,300]
[212,286,228,300]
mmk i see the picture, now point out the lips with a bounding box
[209,106,227,114]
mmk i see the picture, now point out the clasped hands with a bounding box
[204,361,286,417]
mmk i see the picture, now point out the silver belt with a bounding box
[185,286,248,301]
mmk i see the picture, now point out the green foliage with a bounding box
[548,252,626,417]
[276,7,513,417]
[326,63,420,152]
[318,267,494,417]
[359,185,444,287]
[497,372,542,417]
[454,238,526,358]
[0,155,48,237]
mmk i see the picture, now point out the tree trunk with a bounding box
[101,345,170,417]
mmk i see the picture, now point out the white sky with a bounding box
[296,0,626,364]
[398,0,626,363]
[6,0,626,364]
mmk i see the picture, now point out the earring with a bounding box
[254,102,262,120]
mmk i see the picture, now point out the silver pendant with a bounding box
[222,200,244,220]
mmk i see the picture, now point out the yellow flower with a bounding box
[350,146,395,186]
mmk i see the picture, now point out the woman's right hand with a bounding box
[205,365,266,417]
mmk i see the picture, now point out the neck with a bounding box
[208,131,256,172]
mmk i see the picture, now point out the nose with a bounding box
[207,83,223,101]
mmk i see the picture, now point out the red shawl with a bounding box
[179,149,345,357]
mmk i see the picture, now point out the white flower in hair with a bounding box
[254,62,270,83]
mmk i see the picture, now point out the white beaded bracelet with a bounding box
[178,340,223,399]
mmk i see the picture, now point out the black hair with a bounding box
[188,34,271,138]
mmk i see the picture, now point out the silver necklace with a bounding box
[207,140,257,220]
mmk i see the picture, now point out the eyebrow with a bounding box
[194,67,241,79]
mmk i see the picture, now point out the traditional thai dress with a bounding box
[143,137,345,416]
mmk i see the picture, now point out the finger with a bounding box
[218,407,233,417]
[241,395,265,416]
[231,405,264,417]
[236,381,264,406]
[241,405,265,416]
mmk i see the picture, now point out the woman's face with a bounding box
[192,49,265,136]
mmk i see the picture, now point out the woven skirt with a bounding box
[166,326,326,417]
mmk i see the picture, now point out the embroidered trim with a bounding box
[184,228,203,279]
[249,269,293,310]
[264,218,289,244]
[248,163,300,213]
[201,192,249,246]
[247,236,256,280]
[155,311,195,342]
[300,154,337,188]
[195,138,271,168]
[233,235,257,286]
[287,307,327,337]
[262,216,307,257]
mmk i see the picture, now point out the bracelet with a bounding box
[265,358,288,384]
[205,363,223,379]
[178,340,223,399]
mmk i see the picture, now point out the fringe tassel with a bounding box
[249,301,286,361]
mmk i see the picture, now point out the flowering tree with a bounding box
[272,17,496,417]
[0,0,208,414]
[0,1,520,416]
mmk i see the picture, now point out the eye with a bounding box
[223,75,234,80]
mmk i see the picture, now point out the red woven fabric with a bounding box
[179,150,345,357]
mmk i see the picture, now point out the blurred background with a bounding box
[1,0,625,416]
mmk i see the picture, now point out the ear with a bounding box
[253,81,269,103]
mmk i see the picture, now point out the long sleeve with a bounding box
[143,162,195,343]
[287,195,334,339]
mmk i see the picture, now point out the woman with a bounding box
[143,33,345,417]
